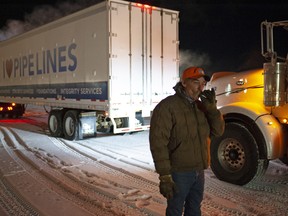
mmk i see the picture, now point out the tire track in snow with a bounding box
[57,136,288,216]
[203,168,288,216]
[0,126,148,216]
[3,116,288,216]
[52,137,167,216]
[0,153,40,216]
[0,128,41,216]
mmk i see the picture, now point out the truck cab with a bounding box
[0,102,25,118]
[207,21,288,185]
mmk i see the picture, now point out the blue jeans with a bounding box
[166,170,205,216]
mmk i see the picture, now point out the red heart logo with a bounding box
[5,59,13,78]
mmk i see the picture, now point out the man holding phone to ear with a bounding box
[149,66,225,216]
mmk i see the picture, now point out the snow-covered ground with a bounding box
[0,105,287,216]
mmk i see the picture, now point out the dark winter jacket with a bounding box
[149,82,225,176]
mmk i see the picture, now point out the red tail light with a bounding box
[135,3,156,11]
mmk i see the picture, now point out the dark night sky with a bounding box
[1,0,288,74]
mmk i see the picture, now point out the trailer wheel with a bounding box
[48,110,64,137]
[210,122,267,185]
[63,110,79,140]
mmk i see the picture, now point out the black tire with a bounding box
[63,110,79,140]
[48,110,64,137]
[210,122,266,185]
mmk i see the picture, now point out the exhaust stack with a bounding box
[261,20,288,106]
[263,62,287,106]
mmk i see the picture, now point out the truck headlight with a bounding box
[278,118,288,124]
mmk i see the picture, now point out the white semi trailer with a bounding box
[0,0,179,140]
[207,20,288,185]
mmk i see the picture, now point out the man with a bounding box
[149,66,225,216]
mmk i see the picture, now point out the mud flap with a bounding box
[78,112,97,139]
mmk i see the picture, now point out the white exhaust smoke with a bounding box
[0,20,25,41]
[0,0,102,41]
[179,49,211,75]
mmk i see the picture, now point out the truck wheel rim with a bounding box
[65,117,75,136]
[49,115,58,133]
[218,138,245,172]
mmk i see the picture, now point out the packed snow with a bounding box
[0,105,287,216]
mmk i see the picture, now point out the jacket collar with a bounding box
[173,82,207,113]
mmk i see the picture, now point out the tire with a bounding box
[63,110,79,140]
[210,122,267,185]
[48,110,64,137]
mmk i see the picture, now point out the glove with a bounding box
[200,88,217,112]
[159,174,177,199]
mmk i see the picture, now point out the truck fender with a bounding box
[219,102,284,159]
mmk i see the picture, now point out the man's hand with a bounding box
[200,88,217,112]
[159,174,177,199]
